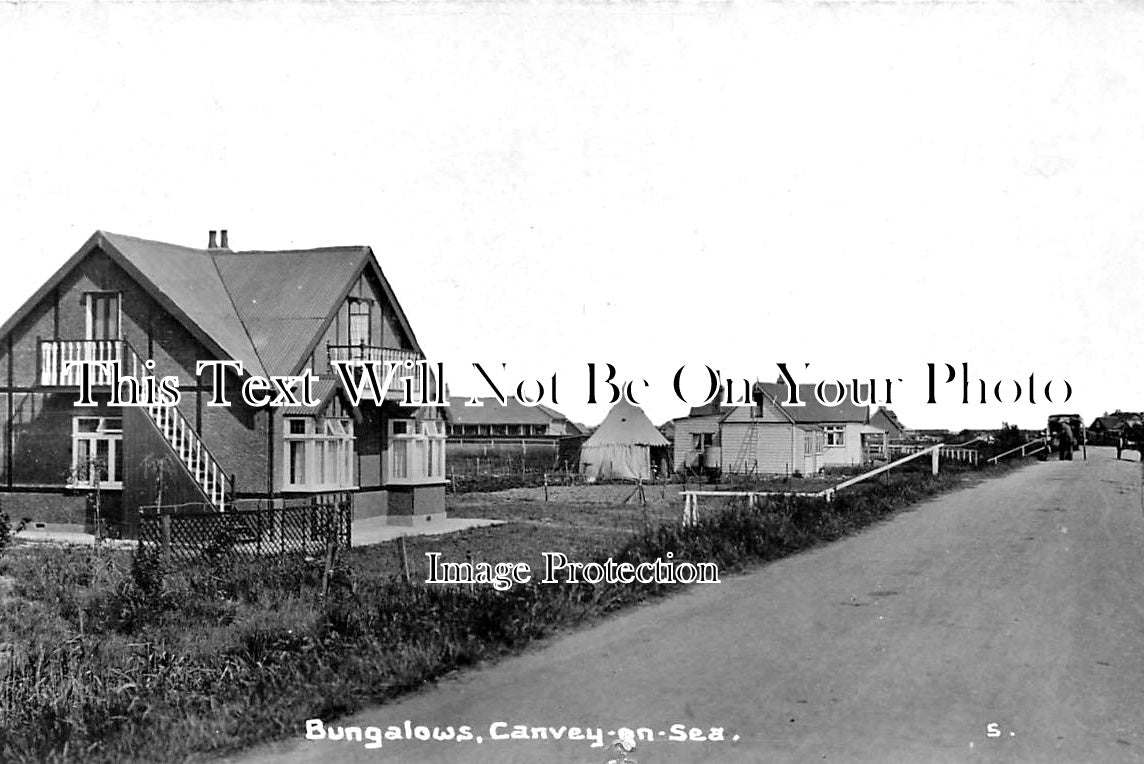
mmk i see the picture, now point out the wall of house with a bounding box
[386,484,445,526]
[0,492,88,526]
[720,422,805,476]
[822,423,867,466]
[671,414,722,472]
[121,406,212,537]
[201,393,267,497]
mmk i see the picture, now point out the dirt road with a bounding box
[236,448,1144,763]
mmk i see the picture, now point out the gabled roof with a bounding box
[446,397,571,427]
[0,231,425,381]
[103,232,267,375]
[583,399,670,448]
[870,406,905,433]
[755,382,869,424]
[1092,413,1141,431]
[213,247,369,376]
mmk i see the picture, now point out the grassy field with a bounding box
[0,458,1025,763]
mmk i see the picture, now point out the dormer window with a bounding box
[348,298,372,347]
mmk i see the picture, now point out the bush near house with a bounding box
[1,457,1024,763]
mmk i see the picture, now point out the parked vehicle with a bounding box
[1116,421,1144,460]
[1047,414,1086,460]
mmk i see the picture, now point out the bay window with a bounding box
[72,416,123,488]
[284,416,356,490]
[388,418,447,484]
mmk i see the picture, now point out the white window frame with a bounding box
[84,292,121,341]
[72,416,123,488]
[283,416,356,491]
[388,418,447,485]
[823,425,846,447]
[347,298,372,347]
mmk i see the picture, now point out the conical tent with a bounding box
[578,399,669,480]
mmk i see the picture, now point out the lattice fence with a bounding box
[138,493,352,562]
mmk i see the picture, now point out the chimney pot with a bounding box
[220,229,229,249]
[208,230,217,249]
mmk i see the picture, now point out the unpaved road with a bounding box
[236,448,1144,763]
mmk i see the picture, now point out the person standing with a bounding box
[1059,421,1075,461]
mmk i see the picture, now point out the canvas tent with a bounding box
[579,399,670,480]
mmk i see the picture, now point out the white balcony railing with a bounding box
[327,345,423,398]
[39,339,130,387]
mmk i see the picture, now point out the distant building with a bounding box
[671,381,891,474]
[445,397,582,474]
[869,407,907,440]
[1090,412,1142,437]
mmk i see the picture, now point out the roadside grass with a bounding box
[0,457,1028,763]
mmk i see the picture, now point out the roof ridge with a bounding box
[221,245,371,256]
[100,229,209,254]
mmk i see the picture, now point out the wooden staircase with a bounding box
[122,341,231,511]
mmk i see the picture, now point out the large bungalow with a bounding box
[0,230,447,536]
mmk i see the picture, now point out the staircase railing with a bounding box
[120,339,233,512]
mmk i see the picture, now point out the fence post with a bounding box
[160,513,171,560]
[321,537,336,598]
[344,493,352,549]
[931,446,939,475]
[398,535,410,583]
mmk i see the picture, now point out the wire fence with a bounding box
[137,492,352,563]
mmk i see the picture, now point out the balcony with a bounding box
[39,339,128,387]
[326,345,423,399]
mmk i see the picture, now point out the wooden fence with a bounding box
[888,443,979,465]
[137,492,352,562]
[681,445,942,525]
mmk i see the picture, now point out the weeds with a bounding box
[0,459,1019,762]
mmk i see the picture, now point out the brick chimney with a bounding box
[208,230,217,249]
[219,229,229,249]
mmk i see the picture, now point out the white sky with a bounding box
[2,1,1142,430]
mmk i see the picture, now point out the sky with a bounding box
[2,1,1142,431]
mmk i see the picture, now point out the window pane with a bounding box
[289,419,308,435]
[75,439,91,483]
[393,440,407,478]
[349,312,370,347]
[289,441,307,485]
[95,439,110,481]
[112,441,123,482]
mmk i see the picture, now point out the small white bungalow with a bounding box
[671,387,825,477]
[755,382,872,467]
